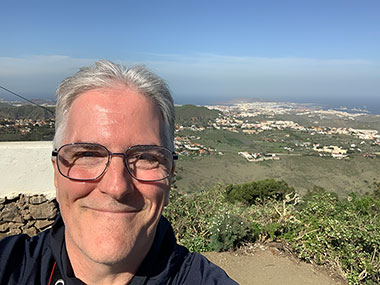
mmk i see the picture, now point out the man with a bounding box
[0,60,237,284]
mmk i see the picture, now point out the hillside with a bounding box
[1,102,380,196]
[175,153,380,196]
[175,104,220,126]
[0,102,54,120]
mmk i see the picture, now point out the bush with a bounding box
[163,189,213,252]
[165,182,380,284]
[285,190,380,284]
[164,186,253,252]
[209,208,252,251]
[225,178,294,205]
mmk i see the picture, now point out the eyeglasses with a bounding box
[52,143,178,182]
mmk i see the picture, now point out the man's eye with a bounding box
[127,153,160,169]
[75,151,102,158]
[138,153,159,162]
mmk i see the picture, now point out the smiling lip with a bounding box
[86,206,142,214]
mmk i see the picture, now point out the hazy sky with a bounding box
[1,0,379,106]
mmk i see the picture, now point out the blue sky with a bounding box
[0,0,379,108]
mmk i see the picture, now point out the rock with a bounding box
[29,195,48,205]
[0,194,59,236]
[29,203,57,219]
[20,209,32,221]
[23,213,32,221]
[21,202,30,210]
[24,227,38,237]
[16,194,26,209]
[2,203,23,223]
[23,220,36,229]
[0,223,9,233]
[8,228,22,235]
[8,222,24,230]
[6,193,20,201]
[35,219,54,230]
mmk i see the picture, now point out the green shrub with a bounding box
[209,208,252,251]
[164,186,253,252]
[163,189,214,252]
[165,182,380,284]
[225,178,294,205]
[286,191,380,284]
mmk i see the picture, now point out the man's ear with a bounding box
[164,190,170,206]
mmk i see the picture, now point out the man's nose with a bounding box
[98,155,134,200]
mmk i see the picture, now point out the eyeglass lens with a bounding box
[57,144,173,181]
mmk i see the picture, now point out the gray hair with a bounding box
[53,60,175,151]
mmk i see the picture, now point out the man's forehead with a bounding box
[63,88,165,146]
[69,88,155,115]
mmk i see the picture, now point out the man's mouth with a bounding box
[84,205,143,214]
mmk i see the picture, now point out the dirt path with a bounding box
[202,245,347,285]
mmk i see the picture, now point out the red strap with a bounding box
[48,261,57,285]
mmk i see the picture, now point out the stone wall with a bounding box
[0,194,59,239]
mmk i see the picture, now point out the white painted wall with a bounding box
[0,141,55,199]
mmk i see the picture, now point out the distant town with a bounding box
[0,118,55,135]
[1,99,380,161]
[175,101,380,161]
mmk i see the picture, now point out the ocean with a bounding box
[174,94,380,115]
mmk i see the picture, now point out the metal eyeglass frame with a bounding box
[52,142,178,182]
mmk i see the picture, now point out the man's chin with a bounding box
[86,250,132,266]
[77,225,152,263]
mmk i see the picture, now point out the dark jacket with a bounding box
[0,215,237,284]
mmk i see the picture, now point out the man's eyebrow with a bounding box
[69,140,97,144]
[64,142,163,148]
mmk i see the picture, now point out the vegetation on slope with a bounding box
[0,102,54,120]
[175,104,220,126]
[164,180,380,284]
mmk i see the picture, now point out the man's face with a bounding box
[53,87,170,266]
